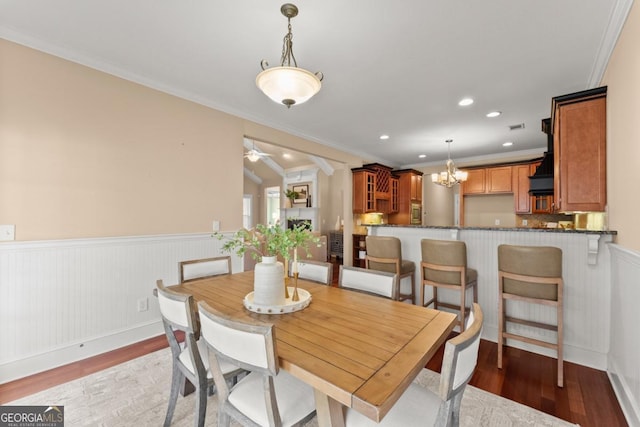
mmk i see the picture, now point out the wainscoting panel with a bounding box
[0,233,242,383]
[608,244,640,427]
[371,226,614,369]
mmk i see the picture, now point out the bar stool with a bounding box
[497,244,564,387]
[365,236,415,303]
[420,239,477,331]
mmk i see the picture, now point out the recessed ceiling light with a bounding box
[282,153,292,159]
[379,134,390,140]
[418,154,427,159]
[486,111,501,118]
[503,141,513,147]
[458,98,474,106]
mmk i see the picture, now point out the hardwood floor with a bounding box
[0,259,628,426]
[0,333,626,426]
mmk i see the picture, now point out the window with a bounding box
[265,186,281,226]
[243,195,253,229]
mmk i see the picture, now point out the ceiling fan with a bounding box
[244,143,272,162]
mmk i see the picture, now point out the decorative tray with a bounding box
[243,287,312,314]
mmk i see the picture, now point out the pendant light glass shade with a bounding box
[256,66,321,107]
[257,4,323,108]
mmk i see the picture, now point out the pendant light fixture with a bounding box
[431,139,468,187]
[256,3,323,108]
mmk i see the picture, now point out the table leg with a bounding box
[314,389,345,427]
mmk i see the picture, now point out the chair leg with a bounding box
[164,364,184,427]
[433,287,438,309]
[410,273,416,304]
[557,303,564,388]
[497,295,504,370]
[194,382,207,427]
[218,411,231,427]
[460,285,467,332]
[419,280,425,307]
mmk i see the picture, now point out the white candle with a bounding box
[293,249,298,273]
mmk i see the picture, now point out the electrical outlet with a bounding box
[0,225,15,241]
[137,298,148,312]
[522,219,528,226]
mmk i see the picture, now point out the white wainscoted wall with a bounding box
[370,226,614,369]
[608,244,640,426]
[0,232,242,384]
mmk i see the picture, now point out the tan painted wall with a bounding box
[602,1,640,252]
[0,39,363,241]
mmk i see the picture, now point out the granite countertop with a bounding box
[369,224,617,235]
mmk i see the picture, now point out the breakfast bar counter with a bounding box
[367,224,616,371]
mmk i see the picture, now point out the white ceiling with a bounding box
[0,0,632,170]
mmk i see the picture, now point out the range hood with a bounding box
[529,118,554,196]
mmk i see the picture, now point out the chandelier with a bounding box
[256,3,323,108]
[431,140,468,187]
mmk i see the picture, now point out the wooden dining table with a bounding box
[170,271,456,427]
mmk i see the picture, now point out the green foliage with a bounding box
[213,222,320,262]
[284,189,298,201]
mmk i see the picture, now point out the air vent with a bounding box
[508,123,525,131]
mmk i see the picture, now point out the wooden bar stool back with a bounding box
[497,244,564,387]
[420,239,478,331]
[365,236,415,303]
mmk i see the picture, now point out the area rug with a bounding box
[8,348,577,426]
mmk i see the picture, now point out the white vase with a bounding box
[253,256,286,306]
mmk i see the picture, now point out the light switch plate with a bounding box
[212,220,220,232]
[0,225,15,241]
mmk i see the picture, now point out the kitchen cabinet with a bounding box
[462,166,512,195]
[513,164,531,213]
[529,161,554,213]
[532,195,554,213]
[388,169,423,224]
[390,177,399,213]
[462,169,486,194]
[352,164,397,214]
[353,234,367,268]
[410,174,422,201]
[553,87,607,212]
[352,169,376,213]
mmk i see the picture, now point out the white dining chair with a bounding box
[288,259,333,285]
[156,280,243,427]
[344,303,484,427]
[338,265,400,299]
[197,301,316,427]
[179,256,232,283]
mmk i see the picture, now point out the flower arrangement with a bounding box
[213,222,320,262]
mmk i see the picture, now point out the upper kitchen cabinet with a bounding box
[410,173,422,201]
[462,166,512,195]
[552,87,607,212]
[513,164,532,213]
[352,164,398,214]
[352,168,376,213]
[388,169,423,225]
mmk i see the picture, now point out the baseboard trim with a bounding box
[608,360,640,427]
[0,321,164,384]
